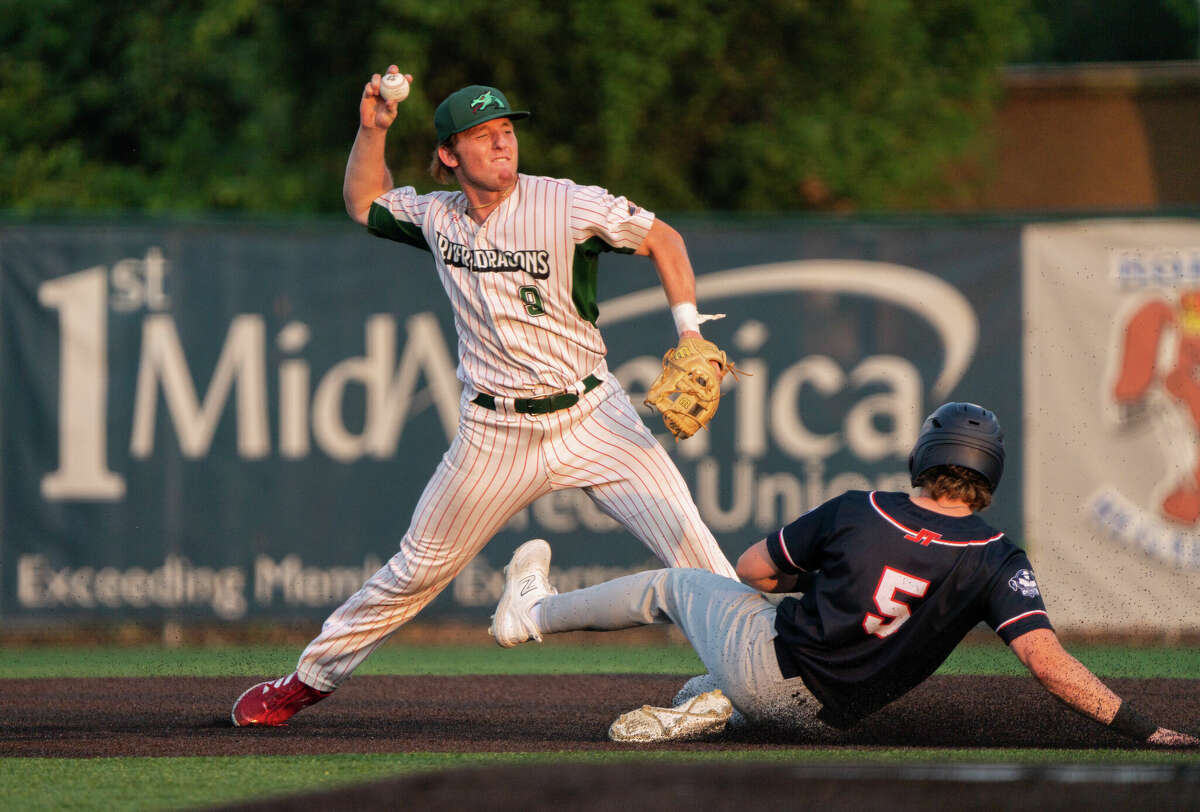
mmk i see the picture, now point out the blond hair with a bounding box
[912,465,993,512]
[428,134,459,185]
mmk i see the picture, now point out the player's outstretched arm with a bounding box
[1010,628,1198,746]
[635,219,703,337]
[344,66,408,225]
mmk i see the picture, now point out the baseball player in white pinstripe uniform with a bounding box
[231,68,739,726]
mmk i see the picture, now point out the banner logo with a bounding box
[1110,289,1200,524]
[1090,246,1200,571]
[599,260,978,400]
[18,250,990,618]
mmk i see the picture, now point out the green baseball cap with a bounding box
[434,85,530,143]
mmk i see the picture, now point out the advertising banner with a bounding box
[1024,219,1200,633]
[1,217,1022,622]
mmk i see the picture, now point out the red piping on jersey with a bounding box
[996,609,1049,631]
[775,528,807,571]
[868,491,1005,547]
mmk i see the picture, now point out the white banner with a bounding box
[1024,219,1200,633]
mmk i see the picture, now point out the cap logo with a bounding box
[470,91,505,113]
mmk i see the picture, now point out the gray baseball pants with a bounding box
[538,568,825,731]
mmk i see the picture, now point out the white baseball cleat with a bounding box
[489,538,557,648]
[608,689,733,743]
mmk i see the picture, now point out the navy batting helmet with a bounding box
[908,402,1005,491]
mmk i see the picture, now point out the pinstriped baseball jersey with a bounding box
[289,172,738,693]
[367,173,653,397]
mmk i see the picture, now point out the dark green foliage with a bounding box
[3,0,1039,213]
[1025,0,1199,63]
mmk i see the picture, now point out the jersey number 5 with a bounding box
[863,566,930,638]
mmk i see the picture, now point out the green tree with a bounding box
[374,0,1035,210]
[1,0,1035,214]
[1024,0,1199,62]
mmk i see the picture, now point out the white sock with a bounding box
[530,600,548,633]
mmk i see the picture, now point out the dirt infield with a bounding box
[3,673,1197,758]
[6,673,1198,809]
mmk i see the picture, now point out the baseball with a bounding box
[380,72,410,102]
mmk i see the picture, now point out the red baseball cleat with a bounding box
[231,672,331,727]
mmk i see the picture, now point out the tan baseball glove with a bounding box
[644,337,742,440]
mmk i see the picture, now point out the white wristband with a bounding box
[671,302,726,337]
[671,302,700,336]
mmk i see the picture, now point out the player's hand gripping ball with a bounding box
[644,337,743,440]
[380,72,410,102]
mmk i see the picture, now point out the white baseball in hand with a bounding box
[380,72,410,102]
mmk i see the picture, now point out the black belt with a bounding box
[472,374,602,415]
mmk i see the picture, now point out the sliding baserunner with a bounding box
[492,402,1199,745]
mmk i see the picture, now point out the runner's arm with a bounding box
[1010,628,1197,746]
[736,540,800,593]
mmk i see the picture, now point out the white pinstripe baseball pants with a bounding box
[296,372,737,691]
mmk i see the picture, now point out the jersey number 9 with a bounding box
[518,286,546,317]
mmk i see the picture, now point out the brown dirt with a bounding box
[5,673,1197,809]
[2,673,1196,757]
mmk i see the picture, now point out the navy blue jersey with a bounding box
[768,490,1052,729]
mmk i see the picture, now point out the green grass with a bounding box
[938,643,1200,679]
[3,640,1198,679]
[0,642,705,678]
[3,641,1198,810]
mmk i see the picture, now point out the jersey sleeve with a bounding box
[366,187,432,251]
[984,551,1054,644]
[766,496,843,574]
[569,184,656,253]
